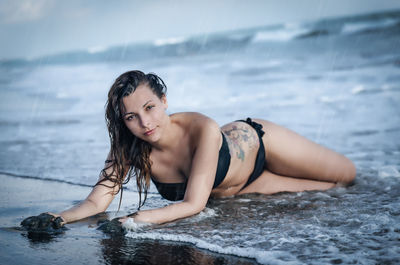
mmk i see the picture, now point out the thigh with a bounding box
[253,119,356,184]
[238,169,336,195]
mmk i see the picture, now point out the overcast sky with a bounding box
[1,0,399,60]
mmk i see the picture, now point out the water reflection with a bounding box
[99,236,258,265]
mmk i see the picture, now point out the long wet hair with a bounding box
[95,70,167,211]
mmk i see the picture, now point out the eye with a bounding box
[146,105,154,111]
[126,114,136,121]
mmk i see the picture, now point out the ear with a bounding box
[161,94,168,110]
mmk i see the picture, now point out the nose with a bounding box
[138,115,151,129]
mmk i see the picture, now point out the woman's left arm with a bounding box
[128,119,221,224]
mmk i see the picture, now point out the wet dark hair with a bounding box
[95,70,167,211]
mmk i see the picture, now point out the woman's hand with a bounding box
[118,211,138,224]
[20,212,67,232]
[97,217,126,235]
[118,216,129,224]
[46,212,67,225]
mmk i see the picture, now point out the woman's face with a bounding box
[122,84,168,143]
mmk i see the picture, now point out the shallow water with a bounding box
[1,10,400,264]
[126,174,400,264]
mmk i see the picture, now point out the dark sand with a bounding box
[0,174,258,265]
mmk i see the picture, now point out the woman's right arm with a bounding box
[55,159,122,224]
[57,179,118,224]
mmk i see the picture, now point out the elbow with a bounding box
[187,201,207,216]
[193,205,206,215]
[339,158,356,185]
[346,159,356,184]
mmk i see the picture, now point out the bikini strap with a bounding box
[236,118,265,137]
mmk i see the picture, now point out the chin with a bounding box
[146,130,161,142]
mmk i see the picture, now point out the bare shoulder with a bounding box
[172,112,219,130]
[190,113,220,136]
[171,112,220,141]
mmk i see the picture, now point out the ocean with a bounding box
[1,10,399,264]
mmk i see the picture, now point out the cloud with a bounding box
[0,0,54,24]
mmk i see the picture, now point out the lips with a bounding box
[144,128,156,136]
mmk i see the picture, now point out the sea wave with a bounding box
[252,23,308,42]
[126,231,300,265]
[2,10,399,65]
[341,18,399,34]
[88,46,108,54]
[153,36,187,46]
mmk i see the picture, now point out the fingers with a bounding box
[127,212,138,218]
[45,212,59,218]
[96,218,127,235]
[52,217,64,229]
[118,212,137,224]
[118,217,128,224]
[46,212,67,225]
[46,212,67,226]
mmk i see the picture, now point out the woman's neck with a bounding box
[151,114,182,151]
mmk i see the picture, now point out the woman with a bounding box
[22,70,356,228]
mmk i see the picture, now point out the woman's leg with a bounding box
[238,169,336,195]
[254,119,356,185]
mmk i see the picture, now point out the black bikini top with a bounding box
[151,132,231,201]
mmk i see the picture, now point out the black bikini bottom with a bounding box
[236,118,266,190]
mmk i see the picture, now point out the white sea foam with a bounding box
[351,85,365,94]
[237,198,252,203]
[319,95,346,103]
[252,23,308,42]
[153,36,186,46]
[188,207,217,222]
[122,218,151,231]
[56,92,70,99]
[342,18,398,34]
[87,45,108,54]
[378,165,400,178]
[122,208,217,231]
[125,231,301,265]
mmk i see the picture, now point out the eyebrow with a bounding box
[123,100,153,117]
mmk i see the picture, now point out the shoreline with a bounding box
[0,174,259,265]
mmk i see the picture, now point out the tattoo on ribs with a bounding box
[224,125,257,162]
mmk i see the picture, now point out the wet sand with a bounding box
[0,174,258,265]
